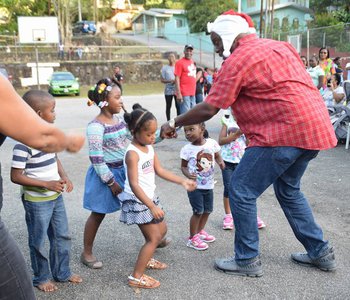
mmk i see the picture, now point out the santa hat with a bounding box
[207,9,256,58]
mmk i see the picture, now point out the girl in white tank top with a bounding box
[119,106,196,289]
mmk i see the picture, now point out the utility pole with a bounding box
[270,0,275,37]
[259,0,264,38]
[78,0,82,21]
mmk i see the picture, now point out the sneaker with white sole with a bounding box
[257,216,266,229]
[187,234,209,251]
[223,215,234,230]
[199,230,216,243]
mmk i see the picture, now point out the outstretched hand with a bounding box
[160,122,177,139]
[182,179,197,191]
[66,134,85,153]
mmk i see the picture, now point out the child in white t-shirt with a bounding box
[180,123,225,251]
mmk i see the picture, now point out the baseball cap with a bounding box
[184,44,194,50]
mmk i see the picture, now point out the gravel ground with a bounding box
[1,95,349,300]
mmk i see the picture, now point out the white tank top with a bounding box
[123,144,156,200]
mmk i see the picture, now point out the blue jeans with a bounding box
[195,93,203,104]
[0,164,36,300]
[22,195,72,286]
[179,95,196,114]
[229,146,329,262]
[221,161,238,198]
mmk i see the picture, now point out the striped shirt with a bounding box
[205,34,337,150]
[11,143,60,201]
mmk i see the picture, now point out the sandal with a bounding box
[80,253,103,269]
[128,274,160,289]
[146,258,168,270]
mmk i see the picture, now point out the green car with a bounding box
[48,71,80,96]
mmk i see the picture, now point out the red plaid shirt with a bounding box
[205,35,337,150]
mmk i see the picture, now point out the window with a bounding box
[247,0,256,8]
[176,19,184,28]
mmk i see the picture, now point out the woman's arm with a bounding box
[0,76,84,153]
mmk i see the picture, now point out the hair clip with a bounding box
[98,101,109,108]
[106,85,112,92]
[98,83,107,94]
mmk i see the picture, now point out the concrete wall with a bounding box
[5,60,165,88]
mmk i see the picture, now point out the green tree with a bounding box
[0,0,50,33]
[183,0,236,33]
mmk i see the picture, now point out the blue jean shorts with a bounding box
[187,189,213,214]
[221,161,239,198]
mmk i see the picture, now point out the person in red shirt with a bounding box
[162,10,337,277]
[174,45,197,114]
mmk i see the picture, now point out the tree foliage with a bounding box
[0,0,50,33]
[183,0,236,33]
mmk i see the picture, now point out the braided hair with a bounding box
[87,77,122,107]
[124,104,156,135]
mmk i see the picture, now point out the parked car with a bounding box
[48,71,80,96]
[0,67,13,84]
[72,21,97,35]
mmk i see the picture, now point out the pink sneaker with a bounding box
[187,234,208,251]
[257,216,266,229]
[223,215,234,230]
[199,230,216,243]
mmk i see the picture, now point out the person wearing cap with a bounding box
[174,44,197,114]
[161,9,337,277]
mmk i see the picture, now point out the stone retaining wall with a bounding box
[5,60,165,88]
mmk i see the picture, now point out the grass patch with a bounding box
[15,81,164,98]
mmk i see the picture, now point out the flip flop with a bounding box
[146,258,168,270]
[128,274,160,289]
[80,253,103,269]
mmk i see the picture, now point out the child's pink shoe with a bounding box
[257,216,266,229]
[187,234,209,251]
[199,230,216,243]
[223,215,234,230]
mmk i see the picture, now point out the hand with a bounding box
[218,161,225,170]
[176,93,183,103]
[182,179,197,191]
[150,205,165,220]
[45,179,65,193]
[110,182,123,196]
[62,177,73,192]
[66,134,85,153]
[160,122,177,139]
[160,125,178,139]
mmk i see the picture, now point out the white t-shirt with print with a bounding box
[180,138,220,189]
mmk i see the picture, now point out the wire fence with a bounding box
[1,23,350,72]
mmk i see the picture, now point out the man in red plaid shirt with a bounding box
[161,10,337,277]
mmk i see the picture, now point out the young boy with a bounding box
[10,90,82,292]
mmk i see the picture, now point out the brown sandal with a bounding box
[128,274,160,289]
[146,258,168,270]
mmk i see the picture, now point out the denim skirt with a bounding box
[83,165,125,214]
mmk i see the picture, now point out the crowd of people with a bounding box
[0,9,340,298]
[303,49,349,108]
